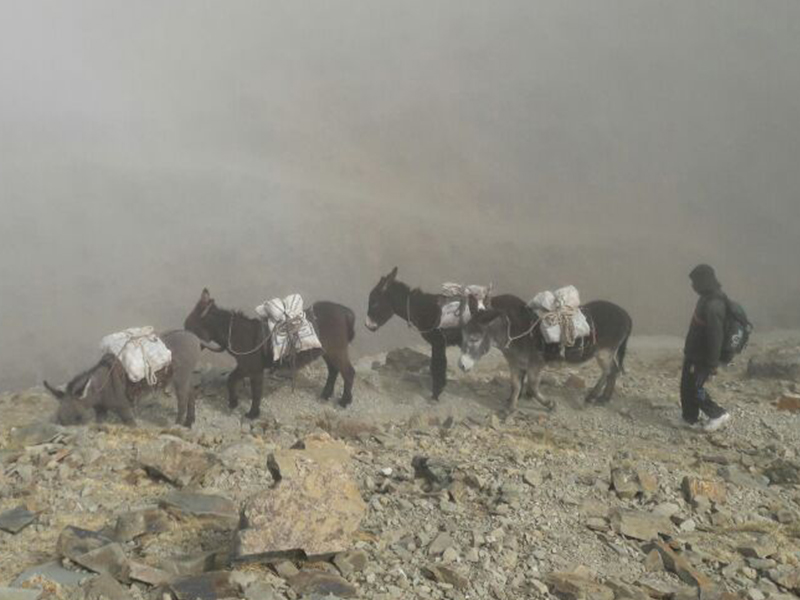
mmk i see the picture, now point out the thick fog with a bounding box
[1,1,799,391]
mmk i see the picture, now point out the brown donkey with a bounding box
[185,289,356,418]
[366,267,519,400]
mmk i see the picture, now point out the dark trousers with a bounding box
[680,360,726,423]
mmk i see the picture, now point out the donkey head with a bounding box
[44,373,96,426]
[459,301,505,372]
[184,288,215,342]
[365,267,398,331]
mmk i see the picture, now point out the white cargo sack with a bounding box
[255,294,322,362]
[99,327,172,385]
[528,286,591,346]
[438,283,491,329]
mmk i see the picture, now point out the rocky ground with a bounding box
[1,332,799,600]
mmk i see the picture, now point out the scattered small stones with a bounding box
[423,564,469,590]
[0,589,42,600]
[546,570,615,600]
[169,571,239,600]
[332,550,368,577]
[411,455,454,490]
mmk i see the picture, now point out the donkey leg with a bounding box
[321,356,339,401]
[245,371,264,419]
[227,367,243,409]
[430,341,447,400]
[527,362,554,410]
[174,381,187,425]
[338,361,356,408]
[598,349,620,404]
[186,391,196,428]
[246,372,264,419]
[506,364,524,414]
[116,403,137,427]
[94,406,109,423]
[586,349,613,404]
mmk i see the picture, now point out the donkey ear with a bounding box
[387,266,398,282]
[43,380,65,400]
[467,295,480,314]
[200,288,212,303]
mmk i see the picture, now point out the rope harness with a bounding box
[503,314,542,349]
[225,313,273,357]
[540,305,581,350]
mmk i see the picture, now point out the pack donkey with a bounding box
[184,289,356,418]
[459,296,632,414]
[365,267,518,399]
[44,329,203,427]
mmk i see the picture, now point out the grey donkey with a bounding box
[44,330,203,427]
[459,296,631,415]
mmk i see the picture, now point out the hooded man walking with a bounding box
[681,264,731,432]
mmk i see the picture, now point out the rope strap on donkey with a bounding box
[541,305,580,349]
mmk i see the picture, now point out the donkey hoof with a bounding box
[338,396,352,408]
[228,400,239,410]
[245,409,260,420]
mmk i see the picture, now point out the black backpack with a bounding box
[720,297,753,364]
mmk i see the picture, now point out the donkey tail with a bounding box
[346,308,356,343]
[615,334,629,374]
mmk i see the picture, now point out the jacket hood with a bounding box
[690,264,722,295]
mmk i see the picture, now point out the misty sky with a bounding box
[1,1,799,391]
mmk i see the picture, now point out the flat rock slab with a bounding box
[12,561,93,588]
[73,543,131,583]
[159,492,238,529]
[160,550,221,576]
[0,506,36,534]
[113,507,172,542]
[8,423,65,449]
[643,541,713,590]
[332,550,368,577]
[611,509,673,541]
[80,573,134,600]
[139,438,220,487]
[288,571,357,598]
[57,526,115,561]
[128,561,172,587]
[170,571,238,600]
[236,436,366,560]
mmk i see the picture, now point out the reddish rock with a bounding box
[681,476,727,505]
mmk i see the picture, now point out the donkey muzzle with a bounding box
[458,354,475,372]
[364,316,379,332]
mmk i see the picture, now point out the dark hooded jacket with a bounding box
[684,265,727,369]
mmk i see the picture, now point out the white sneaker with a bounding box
[703,412,730,432]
